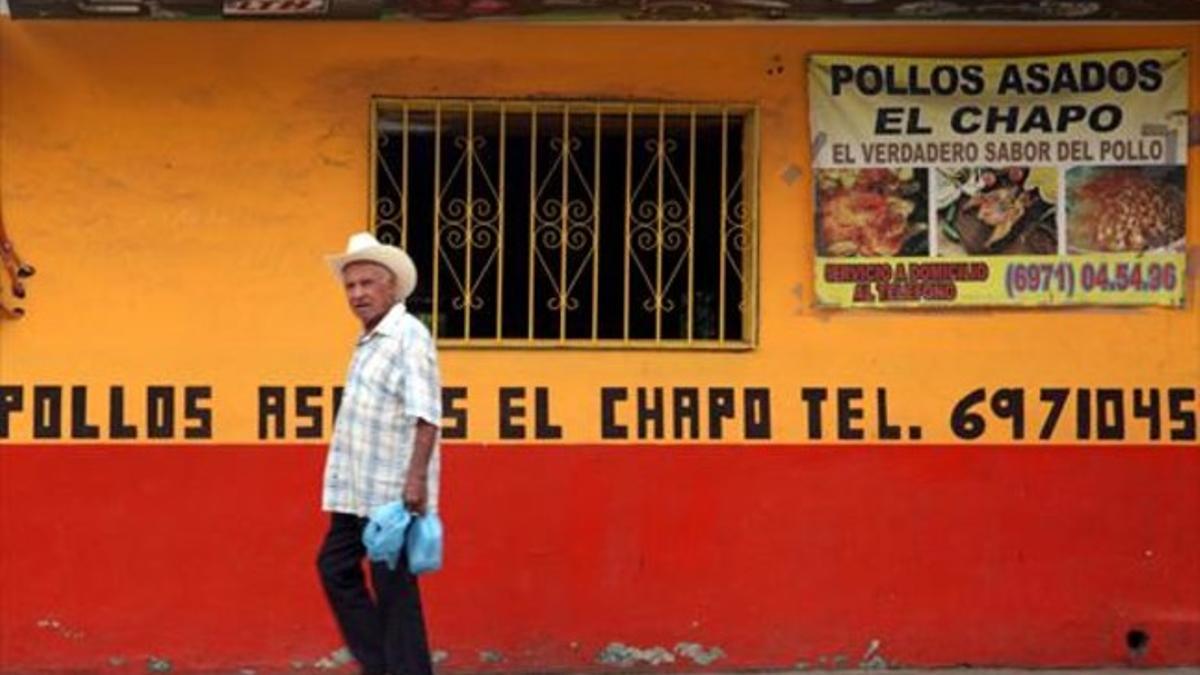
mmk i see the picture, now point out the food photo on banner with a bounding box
[808,49,1189,308]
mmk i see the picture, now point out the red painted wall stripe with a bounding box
[2,444,1198,671]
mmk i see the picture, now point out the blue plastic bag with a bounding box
[362,502,412,572]
[406,512,443,575]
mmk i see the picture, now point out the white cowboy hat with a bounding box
[325,232,418,302]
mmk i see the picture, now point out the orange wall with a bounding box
[1,21,1197,442]
[1,18,1199,673]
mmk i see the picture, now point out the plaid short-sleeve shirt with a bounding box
[322,302,442,516]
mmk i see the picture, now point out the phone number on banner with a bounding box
[1004,254,1185,305]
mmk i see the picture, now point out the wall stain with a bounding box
[312,646,353,669]
[595,640,727,667]
[796,640,890,671]
[288,647,355,670]
[596,642,675,667]
[35,617,85,640]
[319,154,351,168]
[674,642,726,666]
[859,638,890,669]
[780,163,804,186]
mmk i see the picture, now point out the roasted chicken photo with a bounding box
[937,166,1057,256]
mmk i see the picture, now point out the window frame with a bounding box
[369,97,761,351]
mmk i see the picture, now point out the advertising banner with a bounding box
[809,50,1189,308]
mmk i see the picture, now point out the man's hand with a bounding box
[403,472,428,515]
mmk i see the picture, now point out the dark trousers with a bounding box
[317,512,433,675]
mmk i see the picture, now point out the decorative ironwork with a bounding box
[725,178,749,312]
[373,99,757,349]
[628,136,692,320]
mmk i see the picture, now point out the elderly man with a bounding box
[318,232,441,675]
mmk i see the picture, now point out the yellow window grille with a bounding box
[371,99,759,349]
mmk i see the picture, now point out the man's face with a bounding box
[342,261,398,328]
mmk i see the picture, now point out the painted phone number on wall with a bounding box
[950,387,1196,441]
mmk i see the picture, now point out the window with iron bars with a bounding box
[371,99,758,349]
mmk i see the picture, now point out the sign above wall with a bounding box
[808,49,1189,309]
[5,0,1200,20]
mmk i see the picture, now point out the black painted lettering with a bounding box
[1168,388,1197,441]
[184,386,213,440]
[258,386,286,440]
[295,386,324,439]
[1132,389,1161,441]
[708,388,735,440]
[70,385,100,439]
[1075,388,1092,440]
[837,388,865,441]
[876,388,901,440]
[109,386,138,439]
[1039,388,1069,440]
[673,388,700,440]
[147,386,175,439]
[637,387,664,440]
[499,387,526,440]
[441,387,468,440]
[0,386,23,438]
[601,387,629,439]
[800,388,827,440]
[950,388,987,441]
[991,388,1026,441]
[745,388,772,440]
[534,387,562,439]
[33,386,62,439]
[1096,388,1125,441]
